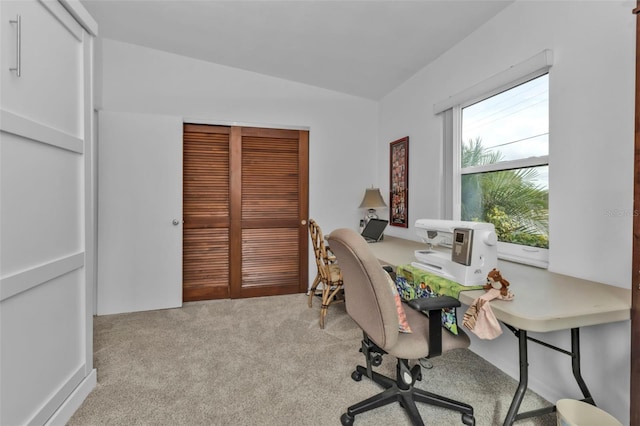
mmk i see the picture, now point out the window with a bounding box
[455,74,549,267]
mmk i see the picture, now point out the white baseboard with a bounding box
[45,369,97,426]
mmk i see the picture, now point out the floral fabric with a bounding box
[394,264,484,335]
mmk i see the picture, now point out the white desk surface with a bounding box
[366,235,631,333]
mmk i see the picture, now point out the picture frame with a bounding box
[390,136,409,228]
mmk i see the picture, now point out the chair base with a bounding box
[341,362,475,426]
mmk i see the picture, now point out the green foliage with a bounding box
[461,138,549,249]
[485,206,549,248]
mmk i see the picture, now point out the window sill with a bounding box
[498,241,548,269]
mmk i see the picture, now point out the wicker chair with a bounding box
[308,219,344,328]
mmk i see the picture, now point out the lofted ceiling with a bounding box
[81,0,514,100]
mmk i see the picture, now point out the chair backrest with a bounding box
[326,228,399,350]
[309,219,331,281]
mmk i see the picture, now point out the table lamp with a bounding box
[359,187,387,224]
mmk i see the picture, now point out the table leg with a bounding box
[503,329,528,426]
[571,328,595,404]
[502,327,595,425]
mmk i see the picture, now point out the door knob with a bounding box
[301,220,307,225]
[172,219,181,226]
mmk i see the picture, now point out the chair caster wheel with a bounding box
[351,370,362,381]
[340,413,354,425]
[462,413,475,426]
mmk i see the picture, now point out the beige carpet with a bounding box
[68,293,556,426]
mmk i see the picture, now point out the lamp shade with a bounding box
[359,188,387,209]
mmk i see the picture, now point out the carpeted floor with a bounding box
[68,293,557,425]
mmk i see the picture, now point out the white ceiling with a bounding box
[81,0,514,100]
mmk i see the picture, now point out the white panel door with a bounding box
[97,111,182,315]
[1,1,96,424]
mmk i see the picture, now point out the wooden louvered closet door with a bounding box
[183,125,231,300]
[183,124,309,302]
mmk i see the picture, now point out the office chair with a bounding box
[327,228,475,426]
[308,219,344,328]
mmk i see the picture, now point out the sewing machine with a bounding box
[412,219,498,286]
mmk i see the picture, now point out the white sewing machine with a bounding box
[412,219,498,286]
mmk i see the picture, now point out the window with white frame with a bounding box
[436,51,553,267]
[456,74,549,267]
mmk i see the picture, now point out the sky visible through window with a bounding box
[462,74,549,188]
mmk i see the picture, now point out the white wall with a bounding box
[378,1,635,423]
[98,38,379,288]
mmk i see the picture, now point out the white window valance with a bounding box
[433,49,553,114]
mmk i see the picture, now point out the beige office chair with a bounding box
[308,219,344,328]
[327,228,475,426]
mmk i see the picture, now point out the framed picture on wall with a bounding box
[390,136,409,228]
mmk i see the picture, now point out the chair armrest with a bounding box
[406,296,460,312]
[405,296,461,359]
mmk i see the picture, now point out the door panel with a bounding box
[183,124,230,301]
[183,227,230,300]
[0,133,81,276]
[0,0,83,138]
[241,133,300,220]
[233,127,308,298]
[97,111,182,315]
[240,227,301,295]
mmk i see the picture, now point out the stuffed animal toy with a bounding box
[484,268,511,298]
